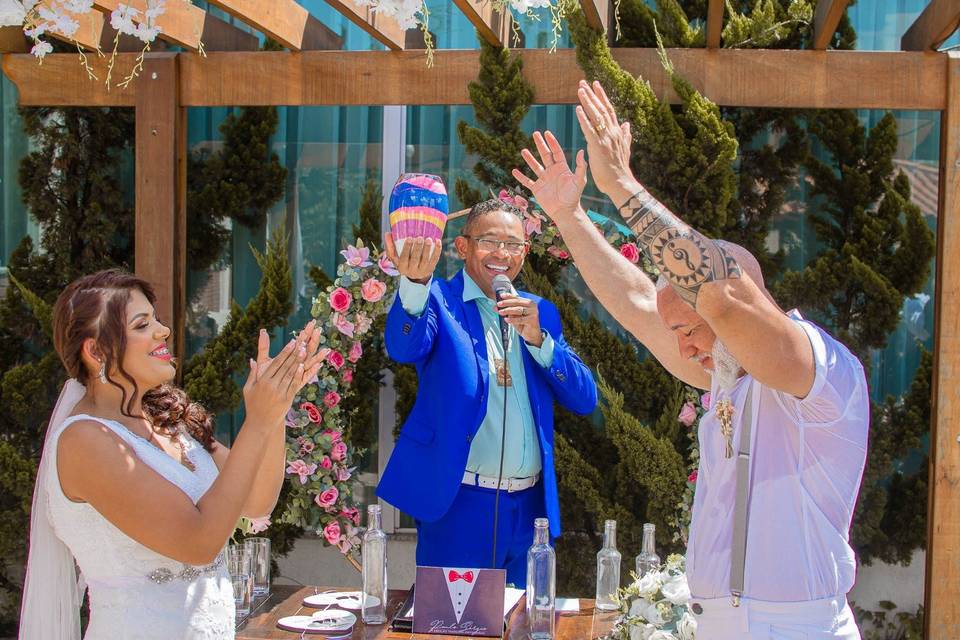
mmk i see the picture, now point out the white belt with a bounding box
[462,471,540,493]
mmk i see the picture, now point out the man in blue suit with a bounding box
[377,198,597,587]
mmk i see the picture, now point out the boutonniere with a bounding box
[715,399,735,459]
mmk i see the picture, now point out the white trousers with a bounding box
[689,595,861,639]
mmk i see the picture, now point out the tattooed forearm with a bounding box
[620,190,741,308]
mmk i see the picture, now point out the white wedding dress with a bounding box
[44,413,235,639]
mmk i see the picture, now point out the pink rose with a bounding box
[524,214,542,237]
[320,456,332,470]
[340,245,372,267]
[331,441,348,462]
[316,486,339,508]
[619,242,640,263]
[248,516,271,534]
[300,402,322,424]
[329,287,352,313]
[678,401,697,427]
[688,470,698,484]
[342,368,354,384]
[336,466,352,482]
[287,459,318,485]
[333,313,355,338]
[700,392,711,411]
[322,519,341,545]
[348,341,363,363]
[547,246,570,260]
[324,391,341,408]
[324,430,343,442]
[343,507,360,525]
[328,351,345,370]
[378,254,399,277]
[361,278,387,303]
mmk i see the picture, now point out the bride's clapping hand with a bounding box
[242,320,324,428]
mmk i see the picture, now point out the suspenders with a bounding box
[729,382,755,607]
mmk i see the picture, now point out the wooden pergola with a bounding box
[3,0,959,635]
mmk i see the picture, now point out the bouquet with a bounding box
[606,554,697,640]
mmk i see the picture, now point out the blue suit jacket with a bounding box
[376,270,597,538]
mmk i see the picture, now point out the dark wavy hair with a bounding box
[52,269,215,452]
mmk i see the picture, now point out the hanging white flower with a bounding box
[133,21,159,42]
[144,0,164,21]
[110,3,140,35]
[0,0,26,28]
[509,0,551,11]
[30,39,52,57]
[61,0,93,13]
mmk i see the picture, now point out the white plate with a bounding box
[276,610,357,634]
[302,591,380,611]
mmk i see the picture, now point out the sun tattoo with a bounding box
[620,190,741,307]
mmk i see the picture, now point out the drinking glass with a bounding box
[243,537,271,598]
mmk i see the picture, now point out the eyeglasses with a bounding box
[463,236,528,255]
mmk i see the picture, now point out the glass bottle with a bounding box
[362,504,388,624]
[635,523,661,577]
[595,519,621,610]
[526,518,556,639]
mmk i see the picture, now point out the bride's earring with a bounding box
[98,361,107,384]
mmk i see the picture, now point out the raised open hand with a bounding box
[575,79,636,201]
[511,130,587,224]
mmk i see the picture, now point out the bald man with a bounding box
[511,80,867,639]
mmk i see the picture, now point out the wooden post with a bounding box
[927,50,960,640]
[134,53,186,368]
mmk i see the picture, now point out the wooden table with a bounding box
[237,585,618,639]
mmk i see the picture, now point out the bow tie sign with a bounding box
[448,570,474,584]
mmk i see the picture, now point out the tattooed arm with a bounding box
[569,80,815,398]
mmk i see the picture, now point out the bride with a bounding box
[19,269,325,639]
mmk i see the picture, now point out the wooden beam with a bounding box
[902,0,960,52]
[452,0,511,48]
[706,0,723,48]
[0,26,29,53]
[3,49,949,111]
[92,0,260,52]
[812,0,851,50]
[580,0,609,33]
[134,53,186,366]
[926,49,960,640]
[323,0,406,51]
[205,0,341,51]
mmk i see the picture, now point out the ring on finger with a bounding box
[593,120,607,135]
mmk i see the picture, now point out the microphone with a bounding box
[491,274,514,348]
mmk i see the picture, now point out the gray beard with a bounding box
[711,338,742,391]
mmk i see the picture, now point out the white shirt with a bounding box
[686,314,869,602]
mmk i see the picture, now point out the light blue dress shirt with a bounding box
[397,272,555,478]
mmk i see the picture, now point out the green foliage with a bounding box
[455,37,534,199]
[184,229,293,415]
[0,104,136,634]
[186,104,287,271]
[853,601,924,640]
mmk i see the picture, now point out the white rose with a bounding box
[629,599,664,625]
[648,631,675,640]
[629,623,655,640]
[636,571,662,599]
[676,611,697,640]
[660,573,691,606]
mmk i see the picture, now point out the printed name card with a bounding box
[412,566,506,637]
